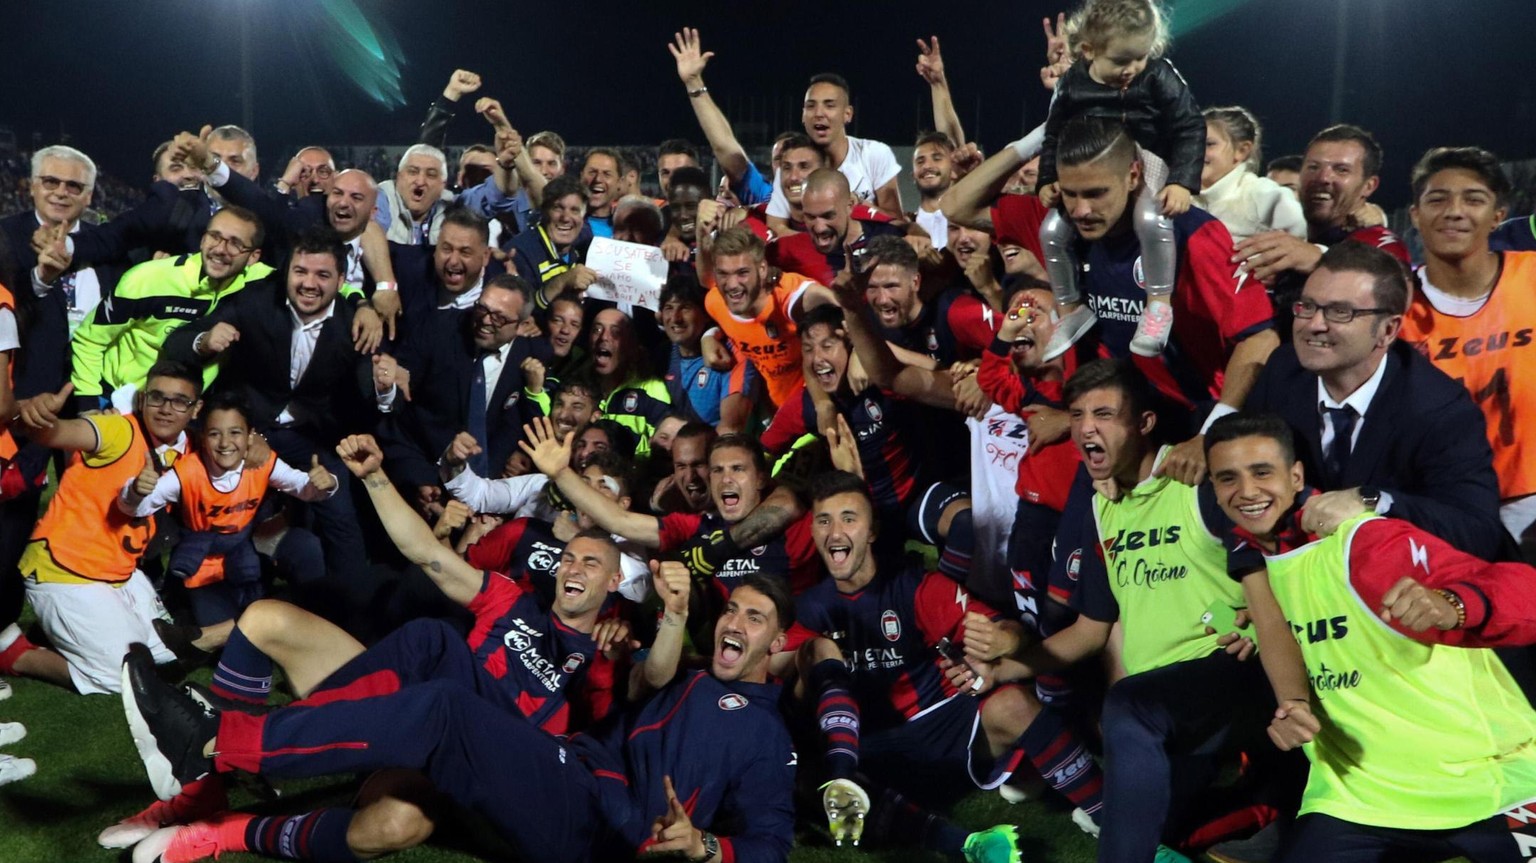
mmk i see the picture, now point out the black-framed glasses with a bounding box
[472,303,518,328]
[203,230,255,255]
[1292,299,1392,324]
[38,175,88,196]
[145,391,198,413]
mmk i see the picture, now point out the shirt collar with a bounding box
[440,273,485,310]
[35,212,80,235]
[287,298,337,331]
[1227,486,1321,555]
[1316,351,1388,414]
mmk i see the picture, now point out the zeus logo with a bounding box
[1409,538,1429,573]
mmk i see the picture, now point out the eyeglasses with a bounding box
[1292,299,1392,324]
[37,175,88,196]
[203,230,256,255]
[145,391,198,413]
[472,303,519,328]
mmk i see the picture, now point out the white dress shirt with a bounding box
[276,299,338,425]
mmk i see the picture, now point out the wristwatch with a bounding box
[689,832,720,862]
[1359,486,1381,512]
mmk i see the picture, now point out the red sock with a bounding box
[0,633,37,675]
[211,812,256,852]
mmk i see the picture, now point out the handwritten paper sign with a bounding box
[584,237,668,312]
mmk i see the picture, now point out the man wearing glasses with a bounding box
[378,274,550,500]
[1244,241,1508,559]
[0,362,205,694]
[68,207,273,414]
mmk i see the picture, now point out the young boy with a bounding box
[659,274,757,432]
[119,393,337,627]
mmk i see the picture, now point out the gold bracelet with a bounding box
[1436,589,1467,629]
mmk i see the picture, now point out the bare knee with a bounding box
[980,685,1043,752]
[235,599,296,649]
[349,772,439,859]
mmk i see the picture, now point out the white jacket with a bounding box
[1195,166,1306,244]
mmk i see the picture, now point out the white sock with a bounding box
[0,623,21,654]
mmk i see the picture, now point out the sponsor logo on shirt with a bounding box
[1425,329,1535,361]
[503,617,565,692]
[1308,661,1362,695]
[528,542,562,573]
[1291,615,1349,644]
[1085,293,1145,325]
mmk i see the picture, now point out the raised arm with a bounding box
[518,417,662,545]
[337,434,483,606]
[828,266,956,409]
[938,125,1045,231]
[915,37,965,147]
[669,28,750,185]
[419,69,482,149]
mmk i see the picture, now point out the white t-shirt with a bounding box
[967,405,1032,589]
[767,135,901,219]
[915,207,949,250]
[0,307,17,354]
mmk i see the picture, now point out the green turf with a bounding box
[0,670,1099,863]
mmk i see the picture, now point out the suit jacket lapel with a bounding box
[1343,350,1400,487]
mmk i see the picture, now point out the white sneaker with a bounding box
[0,721,24,748]
[0,678,11,701]
[0,754,35,786]
[1042,305,1098,361]
[1072,806,1101,838]
[997,773,1047,803]
[821,778,870,847]
[1129,301,1174,357]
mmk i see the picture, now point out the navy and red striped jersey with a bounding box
[1316,224,1412,266]
[463,571,613,735]
[658,510,820,595]
[795,562,1002,733]
[1075,206,1273,411]
[760,382,920,515]
[466,517,567,606]
[572,670,796,863]
[884,288,1000,367]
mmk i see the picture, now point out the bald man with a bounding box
[766,168,905,285]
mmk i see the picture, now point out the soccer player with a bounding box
[766,169,905,286]
[123,573,801,863]
[659,274,757,431]
[1204,412,1536,861]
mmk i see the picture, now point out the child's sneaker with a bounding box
[1042,304,1098,361]
[1130,300,1174,357]
[0,754,35,787]
[0,721,24,748]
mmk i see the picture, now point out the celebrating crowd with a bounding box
[3,3,1536,862]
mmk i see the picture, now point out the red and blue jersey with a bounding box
[760,382,920,515]
[1076,206,1273,410]
[795,562,1002,733]
[463,571,613,735]
[572,670,796,863]
[466,517,567,607]
[884,288,999,367]
[658,510,820,595]
[767,219,905,285]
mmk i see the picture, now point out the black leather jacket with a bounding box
[1038,57,1205,193]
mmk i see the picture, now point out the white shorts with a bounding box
[24,570,176,695]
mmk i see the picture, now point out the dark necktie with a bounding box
[1323,405,1358,486]
[467,352,492,476]
[60,270,77,310]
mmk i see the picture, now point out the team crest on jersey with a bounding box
[765,323,779,340]
[925,330,939,353]
[696,368,710,388]
[502,392,521,409]
[562,653,585,674]
[865,400,883,422]
[622,392,639,413]
[1132,256,1147,290]
[718,693,748,711]
[880,610,901,642]
[751,544,767,556]
[1067,549,1082,582]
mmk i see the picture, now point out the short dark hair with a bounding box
[657,139,700,163]
[198,391,252,428]
[581,449,637,498]
[584,147,623,172]
[440,205,490,245]
[1308,124,1383,179]
[711,433,767,476]
[673,421,716,448]
[1063,358,1157,418]
[658,273,706,310]
[1410,146,1510,207]
[777,132,822,161]
[548,290,585,319]
[1203,412,1297,465]
[799,303,847,340]
[733,574,795,633]
[1057,116,1138,172]
[666,166,710,196]
[808,73,851,99]
[913,131,955,151]
[588,419,639,460]
[1266,154,1303,175]
[289,225,347,272]
[145,360,205,400]
[554,373,602,406]
[569,527,622,572]
[484,272,533,308]
[214,203,266,250]
[541,175,588,215]
[809,469,872,509]
[864,234,919,274]
[1315,240,1410,315]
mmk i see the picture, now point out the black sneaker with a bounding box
[121,643,218,801]
[153,618,212,666]
[184,680,272,716]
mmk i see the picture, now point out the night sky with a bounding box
[7,0,1535,207]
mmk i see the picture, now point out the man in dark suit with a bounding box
[389,206,503,335]
[1244,240,1508,560]
[162,228,397,593]
[381,273,550,496]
